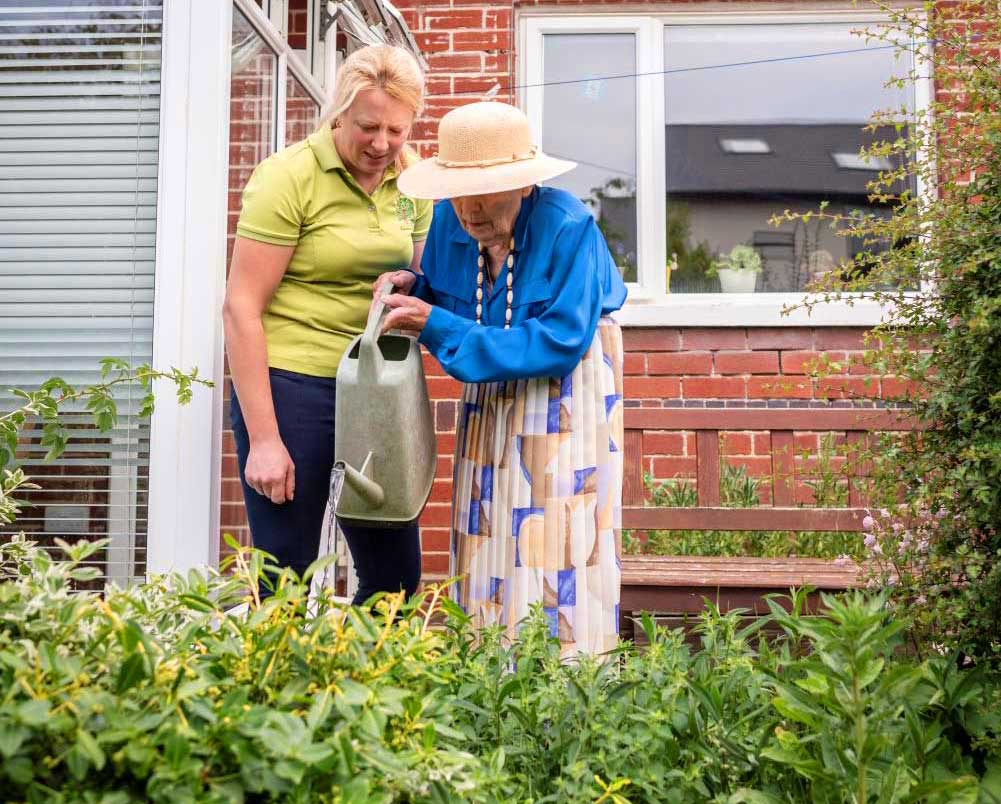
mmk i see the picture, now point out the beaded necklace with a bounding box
[475,237,515,328]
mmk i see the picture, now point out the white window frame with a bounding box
[149,0,326,575]
[519,9,933,327]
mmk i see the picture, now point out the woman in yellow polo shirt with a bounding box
[222,45,432,601]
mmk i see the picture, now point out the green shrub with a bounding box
[1,539,999,803]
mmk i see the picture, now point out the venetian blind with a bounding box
[0,0,162,585]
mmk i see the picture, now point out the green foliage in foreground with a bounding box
[1,539,1000,803]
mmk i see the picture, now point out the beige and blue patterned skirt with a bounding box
[450,317,624,657]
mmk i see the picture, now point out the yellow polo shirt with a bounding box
[236,124,432,377]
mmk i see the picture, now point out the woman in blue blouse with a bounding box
[376,102,627,656]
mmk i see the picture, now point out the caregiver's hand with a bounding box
[373,270,416,299]
[245,437,295,505]
[380,293,431,334]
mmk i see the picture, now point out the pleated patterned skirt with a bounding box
[450,317,624,657]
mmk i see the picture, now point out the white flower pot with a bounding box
[717,268,758,293]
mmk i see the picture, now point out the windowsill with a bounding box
[613,287,901,328]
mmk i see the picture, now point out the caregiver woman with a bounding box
[377,102,628,656]
[223,45,431,601]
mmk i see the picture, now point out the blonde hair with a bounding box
[320,44,424,171]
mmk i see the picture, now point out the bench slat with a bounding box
[623,505,865,532]
[621,555,863,589]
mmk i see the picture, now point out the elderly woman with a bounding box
[375,102,627,656]
[223,45,431,601]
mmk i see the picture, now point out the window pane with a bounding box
[0,1,163,585]
[228,7,276,268]
[285,73,320,145]
[542,34,638,282]
[287,0,309,52]
[664,24,915,293]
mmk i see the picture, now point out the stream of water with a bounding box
[308,464,345,601]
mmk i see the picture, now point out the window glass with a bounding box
[0,1,163,586]
[663,23,915,293]
[285,73,320,146]
[541,34,638,282]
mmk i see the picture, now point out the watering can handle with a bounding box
[363,282,395,345]
[357,283,395,381]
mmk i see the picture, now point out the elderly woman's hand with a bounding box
[380,293,432,334]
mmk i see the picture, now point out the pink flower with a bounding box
[863,515,875,531]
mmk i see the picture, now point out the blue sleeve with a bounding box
[418,216,607,383]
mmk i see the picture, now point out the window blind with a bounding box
[0,0,162,585]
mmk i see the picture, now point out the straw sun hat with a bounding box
[397,101,576,200]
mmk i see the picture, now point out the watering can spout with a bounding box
[334,456,385,508]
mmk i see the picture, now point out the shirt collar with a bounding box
[448,185,538,252]
[308,123,344,172]
[308,123,400,182]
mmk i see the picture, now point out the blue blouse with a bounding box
[409,186,628,383]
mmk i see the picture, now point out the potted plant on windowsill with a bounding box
[709,244,763,293]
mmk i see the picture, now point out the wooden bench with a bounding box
[619,407,920,638]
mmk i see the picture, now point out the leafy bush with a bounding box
[776,1,1001,662]
[1,539,999,803]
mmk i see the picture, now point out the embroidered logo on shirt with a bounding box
[395,196,416,230]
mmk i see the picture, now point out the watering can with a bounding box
[333,286,437,527]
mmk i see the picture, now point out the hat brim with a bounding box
[397,153,577,200]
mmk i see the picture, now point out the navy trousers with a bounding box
[230,368,421,604]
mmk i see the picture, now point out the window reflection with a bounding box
[664,23,915,293]
[541,34,638,282]
[286,73,320,146]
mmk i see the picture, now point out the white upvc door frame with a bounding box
[149,0,327,575]
[148,0,234,575]
[518,8,932,327]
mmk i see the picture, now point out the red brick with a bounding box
[427,377,463,398]
[746,328,814,350]
[421,552,450,575]
[623,353,646,375]
[436,455,453,480]
[644,431,685,455]
[424,52,483,72]
[220,478,243,503]
[682,376,746,399]
[682,328,746,350]
[724,456,772,477]
[815,328,870,350]
[484,8,512,28]
[415,31,451,53]
[881,377,919,399]
[429,479,453,504]
[752,433,771,455]
[420,504,453,528]
[453,76,506,96]
[624,377,681,400]
[437,433,456,456]
[453,31,511,51]
[422,528,451,552]
[747,377,812,399]
[817,376,878,400]
[795,433,821,452]
[435,400,456,432]
[848,351,879,376]
[781,350,846,375]
[220,503,247,528]
[714,350,779,375]
[721,432,753,455]
[423,9,483,27]
[651,456,697,479]
[622,328,681,352]
[648,351,712,375]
